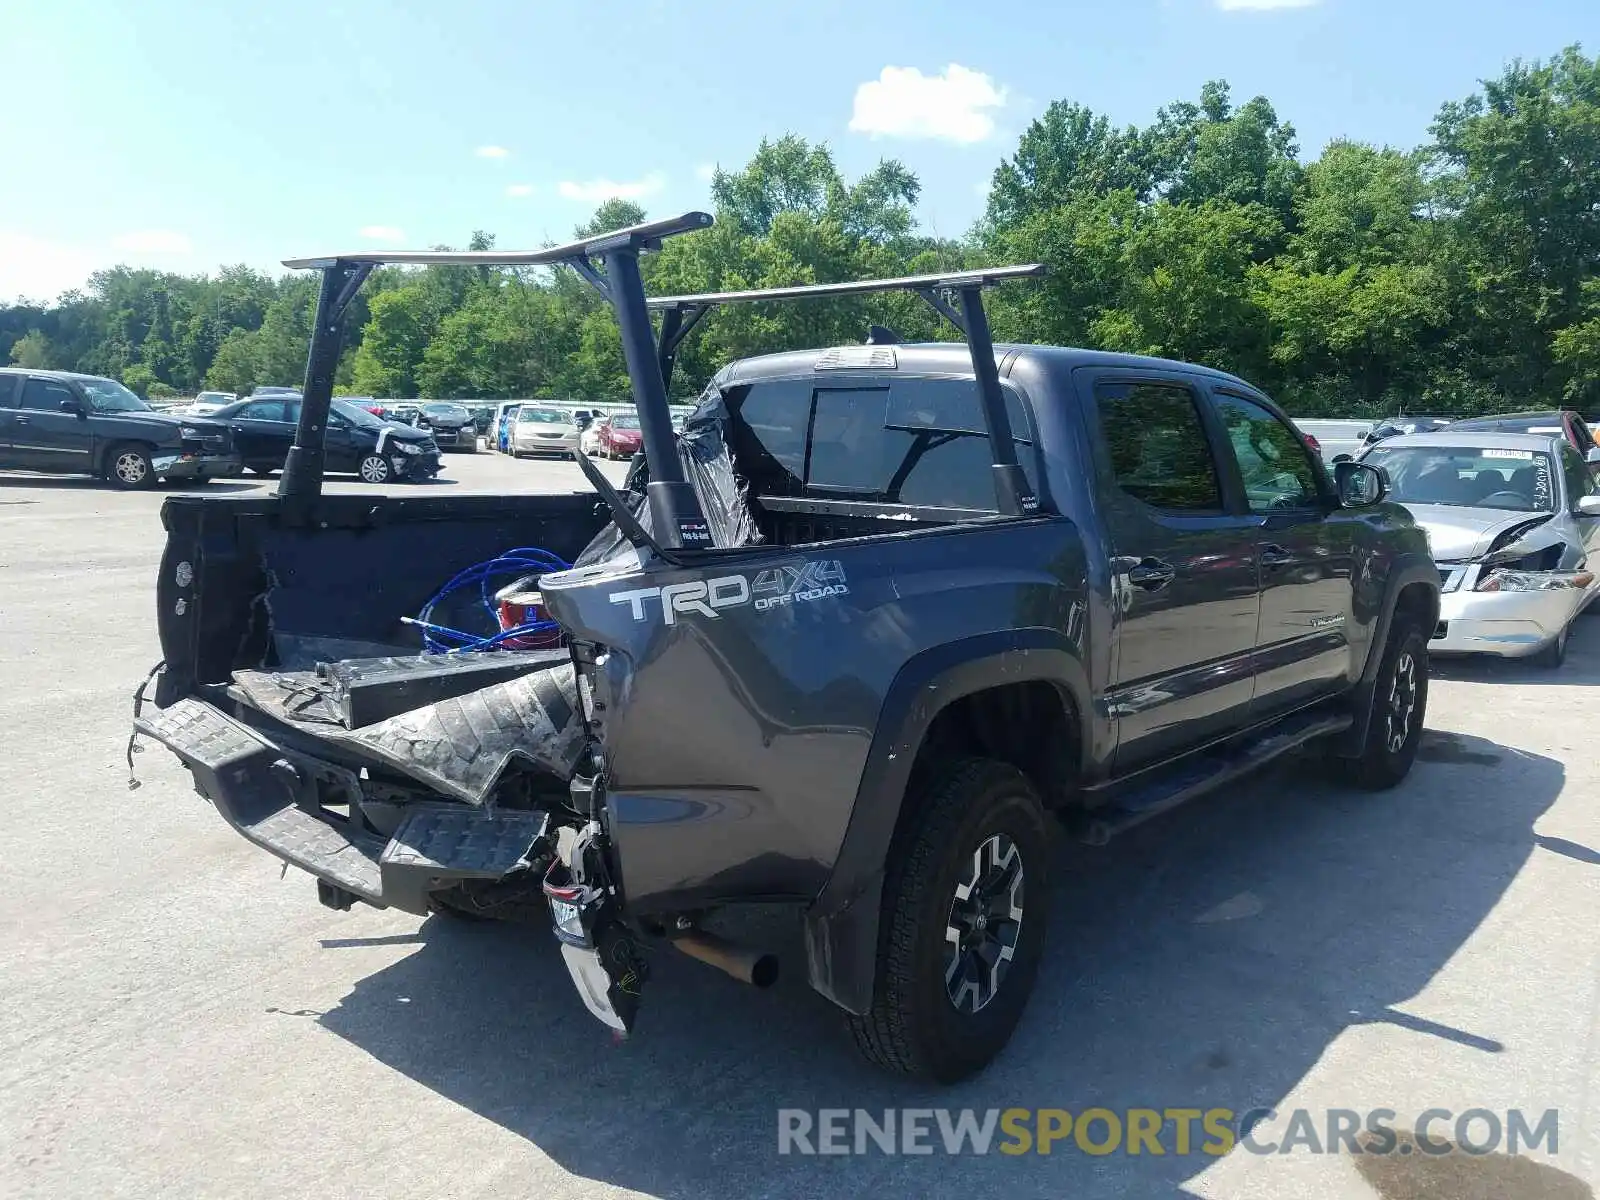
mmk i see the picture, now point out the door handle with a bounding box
[1260,543,1295,569]
[14,415,29,425]
[1113,556,1176,590]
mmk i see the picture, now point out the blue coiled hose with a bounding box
[403,547,572,653]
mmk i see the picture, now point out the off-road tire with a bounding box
[1533,624,1569,669]
[106,443,157,489]
[847,757,1051,1082]
[1332,616,1428,791]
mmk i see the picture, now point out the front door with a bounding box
[1084,373,1263,771]
[228,399,294,468]
[13,377,95,472]
[1212,389,1354,713]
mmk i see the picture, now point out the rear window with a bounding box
[733,377,1035,511]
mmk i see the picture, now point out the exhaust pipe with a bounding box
[671,930,779,988]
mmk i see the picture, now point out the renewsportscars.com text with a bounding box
[776,1107,1559,1157]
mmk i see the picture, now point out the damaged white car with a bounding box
[1361,431,1600,666]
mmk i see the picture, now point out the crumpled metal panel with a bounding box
[228,662,586,805]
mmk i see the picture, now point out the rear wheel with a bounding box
[357,453,393,484]
[847,758,1051,1082]
[106,443,157,489]
[1332,615,1428,791]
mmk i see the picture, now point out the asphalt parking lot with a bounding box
[3,451,1598,1200]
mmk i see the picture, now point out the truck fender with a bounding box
[1336,553,1440,756]
[802,628,1091,1014]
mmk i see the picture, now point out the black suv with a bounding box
[212,396,443,483]
[134,214,1440,1083]
[0,369,240,488]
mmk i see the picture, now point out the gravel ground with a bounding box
[2,452,1596,1200]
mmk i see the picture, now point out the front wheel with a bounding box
[357,453,393,484]
[1533,623,1569,669]
[106,443,157,489]
[1332,616,1428,791]
[846,758,1051,1082]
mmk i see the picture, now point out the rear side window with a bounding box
[1093,380,1223,512]
[239,400,286,421]
[0,375,17,407]
[736,377,1035,511]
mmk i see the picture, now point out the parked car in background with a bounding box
[416,402,478,451]
[594,410,643,459]
[1358,416,1453,454]
[1446,410,1600,469]
[388,403,423,426]
[495,402,522,452]
[467,405,497,435]
[1295,419,1375,464]
[0,369,241,487]
[185,390,238,415]
[1361,431,1600,666]
[211,395,442,483]
[250,386,302,399]
[510,404,579,458]
[578,414,609,457]
[568,406,601,431]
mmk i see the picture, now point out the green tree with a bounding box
[205,328,260,395]
[8,329,54,368]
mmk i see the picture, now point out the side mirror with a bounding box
[1335,460,1388,508]
[59,396,85,416]
[1577,495,1600,517]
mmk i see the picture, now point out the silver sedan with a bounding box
[1361,431,1600,667]
[510,404,579,458]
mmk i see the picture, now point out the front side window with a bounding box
[1559,443,1594,504]
[240,400,286,421]
[1094,380,1223,512]
[20,379,79,412]
[1215,393,1323,512]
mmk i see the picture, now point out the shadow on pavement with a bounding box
[0,472,259,493]
[316,729,1564,1199]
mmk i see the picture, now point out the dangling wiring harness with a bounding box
[402,547,572,654]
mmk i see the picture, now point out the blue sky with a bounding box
[1,0,1592,302]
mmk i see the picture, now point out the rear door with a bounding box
[14,377,95,472]
[1211,388,1354,713]
[1083,372,1262,770]
[227,399,292,466]
[0,374,20,463]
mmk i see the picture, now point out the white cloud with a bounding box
[110,229,192,255]
[475,145,510,159]
[359,225,406,242]
[505,183,535,197]
[556,172,666,202]
[849,64,1007,144]
[0,231,99,304]
[694,163,716,183]
[1215,0,1320,9]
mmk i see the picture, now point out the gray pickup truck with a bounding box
[134,213,1439,1082]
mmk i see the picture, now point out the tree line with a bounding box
[4,46,1596,418]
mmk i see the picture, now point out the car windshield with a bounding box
[423,403,468,418]
[1363,445,1556,512]
[331,399,385,430]
[78,378,152,413]
[518,407,568,424]
[611,414,640,430]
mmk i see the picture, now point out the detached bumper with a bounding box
[1430,587,1587,657]
[135,697,552,913]
[153,452,243,479]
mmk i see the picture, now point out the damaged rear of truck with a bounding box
[136,212,1074,1080]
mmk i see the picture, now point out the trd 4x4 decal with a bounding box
[609,560,849,624]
